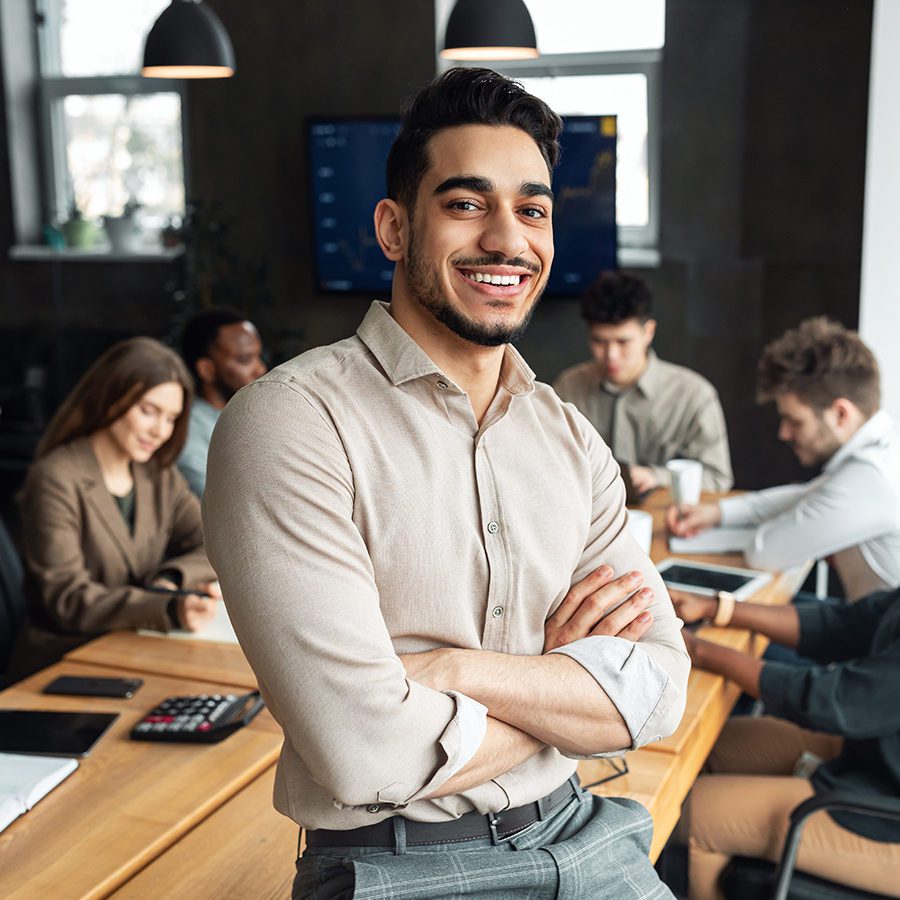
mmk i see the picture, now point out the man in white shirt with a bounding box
[669,317,900,600]
[177,308,267,496]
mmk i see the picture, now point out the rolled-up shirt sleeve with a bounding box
[549,635,672,757]
[204,378,487,810]
[564,414,690,753]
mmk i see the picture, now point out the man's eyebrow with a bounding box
[521,181,554,202]
[433,176,555,203]
[433,176,494,195]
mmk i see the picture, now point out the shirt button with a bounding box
[366,804,380,813]
[436,379,449,389]
[491,606,504,618]
[487,521,500,534]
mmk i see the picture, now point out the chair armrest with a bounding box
[773,791,900,900]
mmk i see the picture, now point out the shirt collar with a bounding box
[824,409,896,472]
[357,301,535,396]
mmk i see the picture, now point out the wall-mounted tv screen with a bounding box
[307,115,617,296]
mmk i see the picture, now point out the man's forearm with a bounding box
[729,602,801,648]
[444,649,631,756]
[423,716,544,799]
[694,640,764,698]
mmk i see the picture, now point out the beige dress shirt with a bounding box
[553,352,734,491]
[204,302,689,830]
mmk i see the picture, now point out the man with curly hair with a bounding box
[668,316,900,600]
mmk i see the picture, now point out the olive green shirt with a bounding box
[553,351,734,492]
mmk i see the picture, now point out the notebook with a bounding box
[668,526,755,555]
[0,753,78,833]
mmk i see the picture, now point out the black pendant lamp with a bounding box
[441,0,539,61]
[142,0,235,79]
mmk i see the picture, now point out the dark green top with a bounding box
[760,589,900,841]
[111,487,136,534]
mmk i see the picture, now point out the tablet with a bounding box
[656,558,772,600]
[0,710,118,758]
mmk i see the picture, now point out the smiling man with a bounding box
[669,317,900,600]
[204,68,687,899]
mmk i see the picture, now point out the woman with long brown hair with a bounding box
[10,337,219,678]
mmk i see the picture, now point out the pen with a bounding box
[143,585,216,598]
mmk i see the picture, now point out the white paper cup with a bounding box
[625,508,654,554]
[667,459,703,507]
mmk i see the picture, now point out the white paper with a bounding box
[138,597,239,644]
[0,753,78,833]
[668,526,755,555]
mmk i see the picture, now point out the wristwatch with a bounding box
[713,590,736,627]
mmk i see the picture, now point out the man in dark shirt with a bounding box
[671,588,900,898]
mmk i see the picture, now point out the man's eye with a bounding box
[521,206,548,219]
[449,200,479,212]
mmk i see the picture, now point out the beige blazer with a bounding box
[10,437,215,677]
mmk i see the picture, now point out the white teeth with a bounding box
[465,272,522,285]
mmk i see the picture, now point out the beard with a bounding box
[404,224,546,347]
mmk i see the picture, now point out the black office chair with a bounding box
[721,791,900,900]
[0,516,27,683]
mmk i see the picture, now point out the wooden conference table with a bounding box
[1,489,806,897]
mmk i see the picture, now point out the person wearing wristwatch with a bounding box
[669,586,900,899]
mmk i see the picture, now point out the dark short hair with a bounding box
[581,271,653,325]
[386,67,562,210]
[37,337,193,467]
[757,316,880,416]
[182,307,248,381]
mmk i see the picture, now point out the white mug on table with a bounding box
[667,458,703,508]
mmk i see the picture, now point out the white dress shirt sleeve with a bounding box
[723,462,896,572]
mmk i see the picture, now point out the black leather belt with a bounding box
[305,778,579,849]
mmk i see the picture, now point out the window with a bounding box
[35,0,187,234]
[436,0,664,256]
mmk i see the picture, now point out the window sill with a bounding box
[9,244,184,263]
[619,247,660,268]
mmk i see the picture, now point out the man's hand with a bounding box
[669,588,717,625]
[666,501,721,537]
[628,465,659,494]
[543,565,654,653]
[176,580,221,632]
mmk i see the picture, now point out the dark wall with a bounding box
[0,0,874,492]
[518,0,872,489]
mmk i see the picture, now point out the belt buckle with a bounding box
[488,815,512,846]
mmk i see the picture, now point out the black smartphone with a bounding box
[43,675,144,699]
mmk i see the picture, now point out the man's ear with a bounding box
[195,357,216,386]
[643,318,657,345]
[374,199,407,261]
[830,397,857,428]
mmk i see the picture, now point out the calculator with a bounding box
[130,691,265,743]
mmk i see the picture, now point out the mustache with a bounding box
[452,254,540,274]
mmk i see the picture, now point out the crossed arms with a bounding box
[204,379,689,810]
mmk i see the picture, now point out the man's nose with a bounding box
[479,206,529,259]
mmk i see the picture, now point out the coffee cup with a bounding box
[625,509,653,554]
[666,458,703,508]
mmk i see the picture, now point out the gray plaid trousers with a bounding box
[294,785,674,899]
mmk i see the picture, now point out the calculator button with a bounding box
[198,722,212,732]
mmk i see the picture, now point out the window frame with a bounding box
[490,49,662,252]
[33,0,190,227]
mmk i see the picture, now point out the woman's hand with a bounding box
[175,581,221,632]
